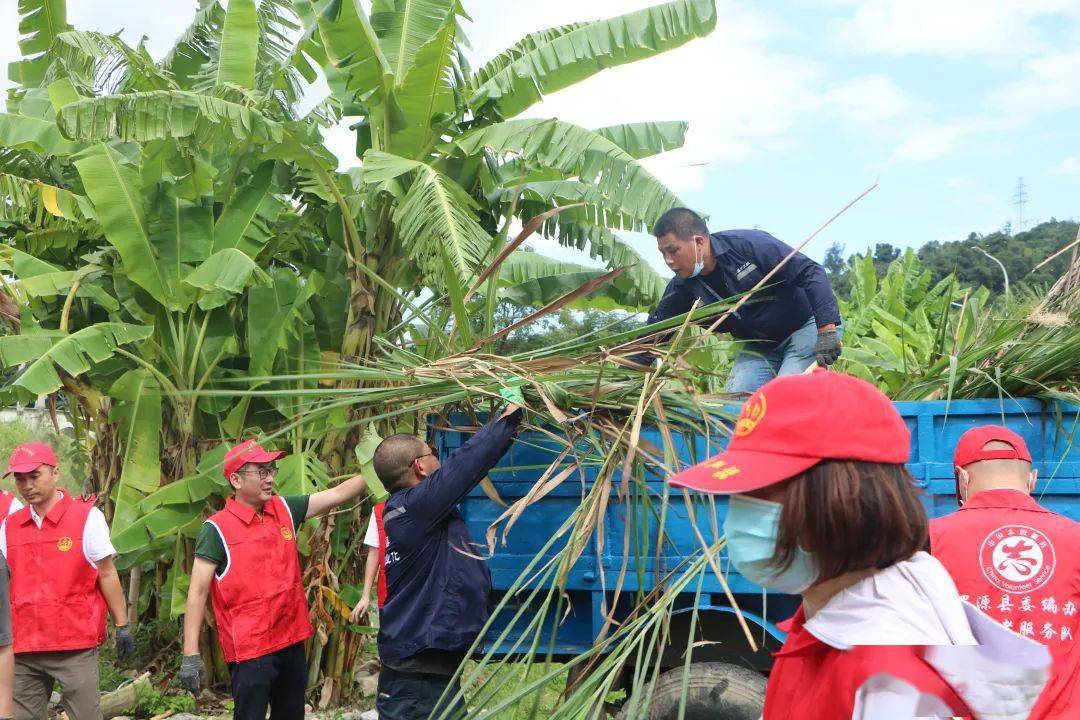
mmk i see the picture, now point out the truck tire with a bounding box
[616,662,766,720]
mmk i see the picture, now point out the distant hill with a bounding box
[824,219,1078,296]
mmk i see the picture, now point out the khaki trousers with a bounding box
[14,648,100,720]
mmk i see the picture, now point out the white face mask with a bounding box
[687,239,705,278]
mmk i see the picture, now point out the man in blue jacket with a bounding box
[372,393,522,720]
[641,207,842,393]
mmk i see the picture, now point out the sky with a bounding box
[2,0,1078,274]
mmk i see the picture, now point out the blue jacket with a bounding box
[648,230,841,346]
[377,410,521,664]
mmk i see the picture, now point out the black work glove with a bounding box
[179,654,206,693]
[814,329,842,366]
[115,625,134,662]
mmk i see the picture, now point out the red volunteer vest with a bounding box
[764,607,971,720]
[374,502,388,609]
[207,496,314,663]
[5,493,108,653]
[0,491,16,517]
[931,489,1080,718]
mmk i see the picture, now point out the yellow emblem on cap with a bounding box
[57,537,73,552]
[708,459,741,481]
[280,526,294,541]
[735,393,766,437]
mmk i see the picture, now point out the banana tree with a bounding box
[0,0,348,673]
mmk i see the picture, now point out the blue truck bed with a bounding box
[436,398,1079,660]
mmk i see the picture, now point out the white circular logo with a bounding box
[979,525,1056,594]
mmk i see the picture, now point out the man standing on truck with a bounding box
[178,440,367,720]
[931,425,1080,718]
[372,390,523,720]
[638,208,843,393]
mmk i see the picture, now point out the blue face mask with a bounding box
[723,494,819,594]
[687,241,704,278]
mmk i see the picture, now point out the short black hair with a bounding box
[373,434,426,493]
[652,208,709,240]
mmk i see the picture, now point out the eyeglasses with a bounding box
[413,447,437,464]
[238,467,278,479]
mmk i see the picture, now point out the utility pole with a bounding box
[1013,177,1028,232]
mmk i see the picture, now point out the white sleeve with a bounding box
[363,513,379,548]
[83,507,117,565]
[852,673,956,719]
[7,498,22,515]
[0,518,6,558]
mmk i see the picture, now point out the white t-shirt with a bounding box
[0,491,117,566]
[363,512,379,548]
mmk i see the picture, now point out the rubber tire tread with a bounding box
[616,662,766,720]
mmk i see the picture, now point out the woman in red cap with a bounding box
[669,370,1051,720]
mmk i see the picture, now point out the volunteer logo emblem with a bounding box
[57,536,73,552]
[980,525,1056,594]
[735,394,766,437]
[280,526,293,541]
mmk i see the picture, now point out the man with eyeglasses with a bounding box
[178,440,367,720]
[372,390,523,720]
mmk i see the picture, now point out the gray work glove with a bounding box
[115,625,134,662]
[814,329,842,366]
[179,654,206,694]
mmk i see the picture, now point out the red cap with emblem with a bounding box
[669,370,910,494]
[4,442,58,477]
[953,425,1031,470]
[223,440,286,478]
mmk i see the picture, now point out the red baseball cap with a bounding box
[669,370,910,494]
[953,425,1032,470]
[4,443,58,477]
[223,440,286,478]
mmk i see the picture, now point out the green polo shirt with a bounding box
[194,495,309,577]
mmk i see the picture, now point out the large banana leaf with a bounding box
[211,161,277,256]
[594,121,687,159]
[247,268,315,380]
[456,118,682,228]
[0,112,74,155]
[108,369,162,535]
[392,18,456,156]
[365,151,489,289]
[275,451,332,497]
[72,144,181,309]
[8,0,71,89]
[110,502,205,554]
[0,172,83,222]
[147,187,213,310]
[184,248,272,310]
[138,445,229,512]
[467,0,716,118]
[216,0,258,89]
[310,0,392,101]
[371,0,455,80]
[162,0,226,87]
[0,322,152,397]
[499,251,660,312]
[58,91,284,144]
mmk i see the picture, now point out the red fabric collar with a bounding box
[225,496,266,525]
[773,605,826,657]
[20,491,69,527]
[962,488,1043,512]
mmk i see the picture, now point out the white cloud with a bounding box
[888,118,1015,164]
[834,0,1078,58]
[823,74,917,129]
[991,50,1080,115]
[1057,157,1080,175]
[465,0,824,191]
